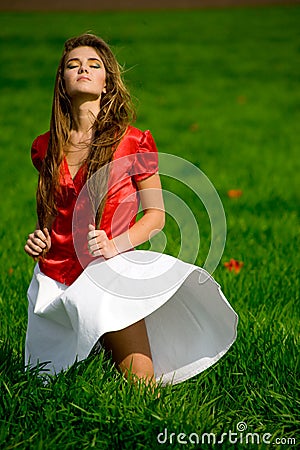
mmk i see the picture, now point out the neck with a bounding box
[71,98,100,134]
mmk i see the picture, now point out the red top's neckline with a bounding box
[63,157,86,192]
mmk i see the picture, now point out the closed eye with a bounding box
[66,63,79,69]
[65,58,103,70]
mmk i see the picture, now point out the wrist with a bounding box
[110,238,120,257]
[111,232,133,255]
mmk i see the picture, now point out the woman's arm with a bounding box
[87,173,165,258]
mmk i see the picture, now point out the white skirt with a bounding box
[25,250,238,385]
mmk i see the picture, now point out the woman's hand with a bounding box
[87,224,118,259]
[24,227,51,259]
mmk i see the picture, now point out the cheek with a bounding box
[99,71,106,88]
[63,74,72,95]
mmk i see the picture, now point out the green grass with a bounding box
[0,5,299,449]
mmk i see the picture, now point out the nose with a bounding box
[78,64,89,73]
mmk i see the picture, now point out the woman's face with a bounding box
[63,46,106,100]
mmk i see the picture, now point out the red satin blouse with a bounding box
[31,126,159,285]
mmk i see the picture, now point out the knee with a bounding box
[119,352,154,381]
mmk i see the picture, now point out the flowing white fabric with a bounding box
[25,250,238,385]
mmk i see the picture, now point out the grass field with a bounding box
[0,5,299,449]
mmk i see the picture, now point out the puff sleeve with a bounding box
[31,132,50,172]
[131,130,159,183]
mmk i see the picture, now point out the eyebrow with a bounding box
[66,57,102,64]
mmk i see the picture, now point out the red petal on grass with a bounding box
[227,189,243,198]
[189,123,199,132]
[8,268,14,275]
[224,259,244,274]
[237,95,247,104]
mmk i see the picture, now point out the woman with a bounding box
[24,34,238,385]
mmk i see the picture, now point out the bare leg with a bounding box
[101,319,155,384]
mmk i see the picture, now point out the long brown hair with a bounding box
[36,33,135,231]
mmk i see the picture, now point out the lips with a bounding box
[77,76,91,81]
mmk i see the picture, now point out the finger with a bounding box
[88,224,95,231]
[43,229,51,249]
[88,236,102,249]
[33,237,47,248]
[26,239,45,252]
[43,228,50,240]
[88,243,102,257]
[87,230,99,240]
[34,229,47,242]
[87,229,107,240]
[89,242,102,252]
[24,244,41,257]
[87,235,100,246]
